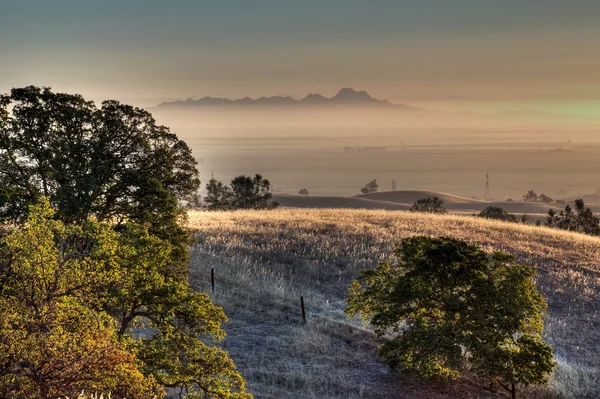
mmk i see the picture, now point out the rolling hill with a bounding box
[355,190,485,205]
[188,209,600,399]
[273,190,567,215]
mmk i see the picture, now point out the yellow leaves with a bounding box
[1,199,251,399]
[0,200,161,398]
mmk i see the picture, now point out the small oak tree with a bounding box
[479,206,517,222]
[538,193,553,204]
[360,179,378,194]
[523,190,539,202]
[346,236,555,399]
[410,197,447,214]
[546,199,600,235]
[204,174,277,210]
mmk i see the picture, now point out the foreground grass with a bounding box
[188,209,600,398]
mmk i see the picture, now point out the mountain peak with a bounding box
[331,88,378,103]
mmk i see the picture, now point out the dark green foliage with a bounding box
[0,86,200,267]
[523,190,538,202]
[523,190,552,203]
[538,193,553,203]
[410,196,447,214]
[204,174,278,210]
[546,199,600,235]
[346,236,555,397]
[479,206,517,222]
[0,86,200,226]
[360,179,378,194]
[205,178,234,211]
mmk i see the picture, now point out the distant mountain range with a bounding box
[156,88,424,110]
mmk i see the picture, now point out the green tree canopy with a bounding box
[346,236,555,398]
[478,206,517,222]
[0,200,251,398]
[0,200,161,398]
[523,190,538,202]
[546,199,600,235]
[0,86,200,241]
[204,174,277,210]
[410,196,447,214]
[360,179,378,194]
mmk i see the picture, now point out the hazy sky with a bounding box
[2,1,600,113]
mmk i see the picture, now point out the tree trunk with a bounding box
[511,384,516,399]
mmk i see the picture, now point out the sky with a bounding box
[2,0,600,114]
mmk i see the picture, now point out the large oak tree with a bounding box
[0,86,200,256]
[346,236,555,399]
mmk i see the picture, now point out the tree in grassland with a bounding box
[110,223,251,398]
[479,206,517,222]
[205,178,233,210]
[410,196,447,214]
[298,188,309,195]
[522,190,552,203]
[360,179,378,194]
[0,86,200,266]
[0,201,161,398]
[523,190,539,202]
[0,200,251,398]
[538,193,553,204]
[546,199,600,235]
[0,87,251,398]
[205,174,278,210]
[231,174,276,209]
[346,236,555,399]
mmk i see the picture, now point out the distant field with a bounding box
[273,190,586,215]
[355,190,486,204]
[188,209,600,399]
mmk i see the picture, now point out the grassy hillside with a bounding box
[187,209,600,398]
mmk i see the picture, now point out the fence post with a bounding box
[211,268,215,293]
[301,296,307,325]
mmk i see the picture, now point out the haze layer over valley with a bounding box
[152,89,600,201]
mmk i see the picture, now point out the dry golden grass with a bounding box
[187,209,600,399]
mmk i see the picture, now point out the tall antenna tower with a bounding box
[392,180,397,191]
[484,172,490,200]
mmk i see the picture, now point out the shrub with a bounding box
[479,206,517,222]
[410,197,447,214]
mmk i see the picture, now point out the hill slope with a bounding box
[272,193,411,210]
[355,190,486,205]
[188,209,600,399]
[274,191,563,214]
